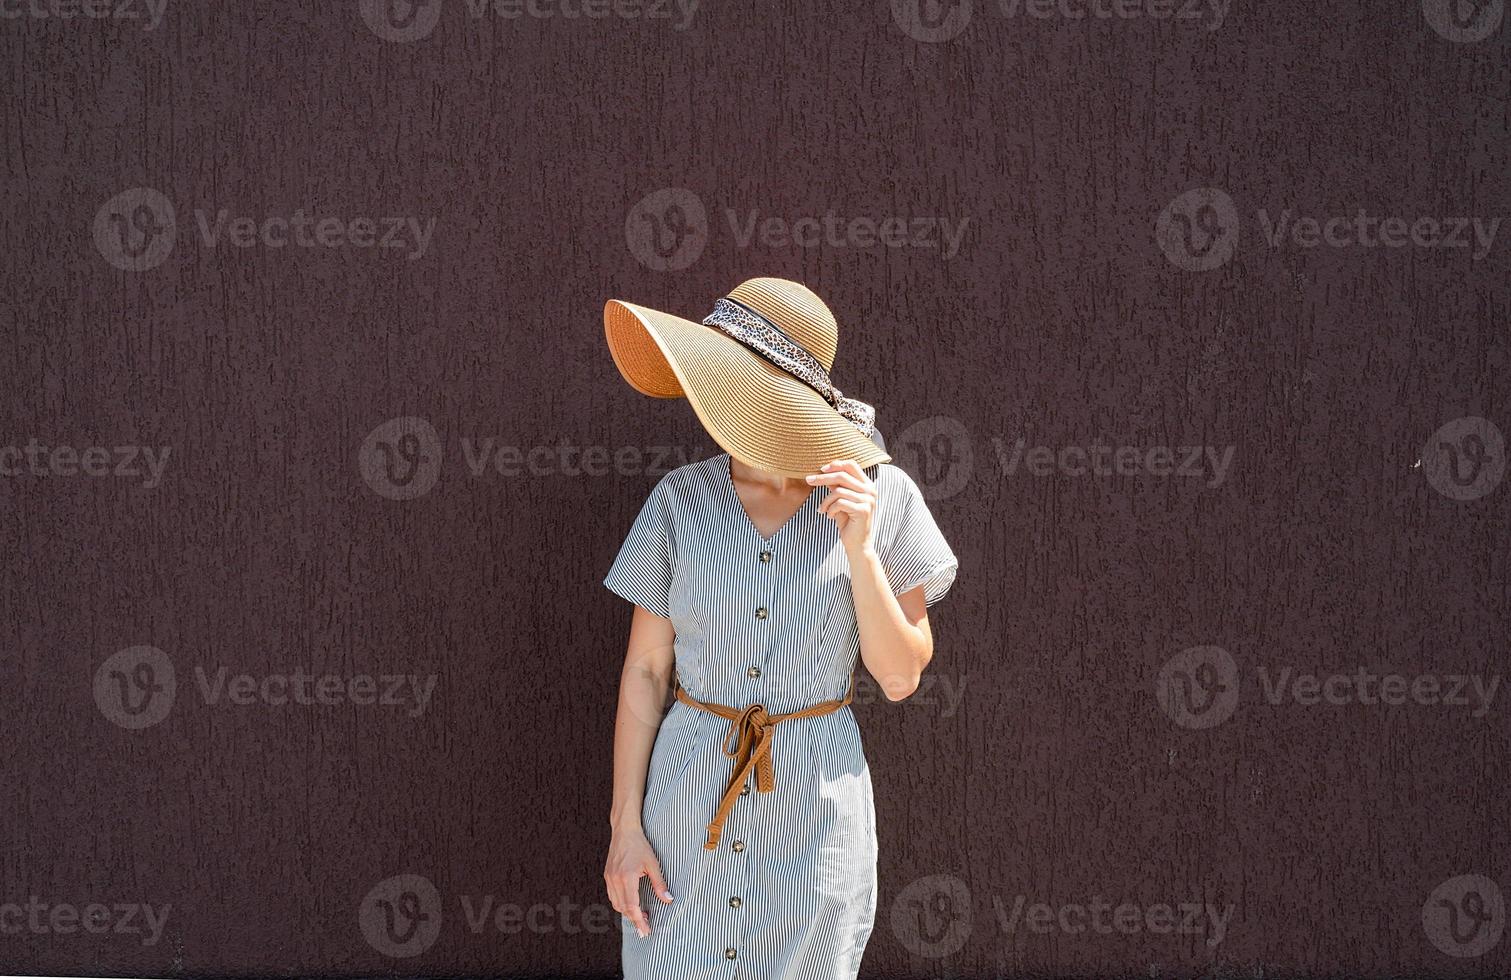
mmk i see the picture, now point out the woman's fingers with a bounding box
[605,867,651,937]
[644,859,674,904]
[807,468,869,494]
[620,875,651,937]
[824,458,870,483]
[822,498,870,519]
[818,487,873,516]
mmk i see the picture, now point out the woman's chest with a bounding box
[667,513,853,629]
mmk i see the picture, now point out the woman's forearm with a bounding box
[847,544,933,700]
[610,606,676,832]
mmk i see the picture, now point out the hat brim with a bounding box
[604,299,891,479]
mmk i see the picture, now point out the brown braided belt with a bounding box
[673,673,857,851]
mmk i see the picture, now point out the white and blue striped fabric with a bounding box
[604,453,957,979]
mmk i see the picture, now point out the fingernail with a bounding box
[661,891,674,901]
[805,474,817,483]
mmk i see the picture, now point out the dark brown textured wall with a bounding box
[2,0,1509,976]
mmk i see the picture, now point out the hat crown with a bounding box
[726,278,838,372]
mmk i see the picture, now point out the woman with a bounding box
[601,278,958,979]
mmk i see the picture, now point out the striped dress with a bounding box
[604,453,958,979]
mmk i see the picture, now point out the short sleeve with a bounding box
[879,469,958,607]
[603,478,675,619]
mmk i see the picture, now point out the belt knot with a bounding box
[721,703,777,795]
[673,674,857,850]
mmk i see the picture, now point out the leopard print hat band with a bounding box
[701,298,878,438]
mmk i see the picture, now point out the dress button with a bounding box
[747,666,761,678]
[755,606,768,620]
[740,784,750,796]
[759,550,772,563]
[725,948,738,959]
[731,840,746,853]
[730,896,742,908]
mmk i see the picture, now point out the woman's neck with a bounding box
[729,456,808,497]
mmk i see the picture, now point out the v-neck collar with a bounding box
[720,454,816,544]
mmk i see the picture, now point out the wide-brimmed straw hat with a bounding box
[604,278,891,479]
